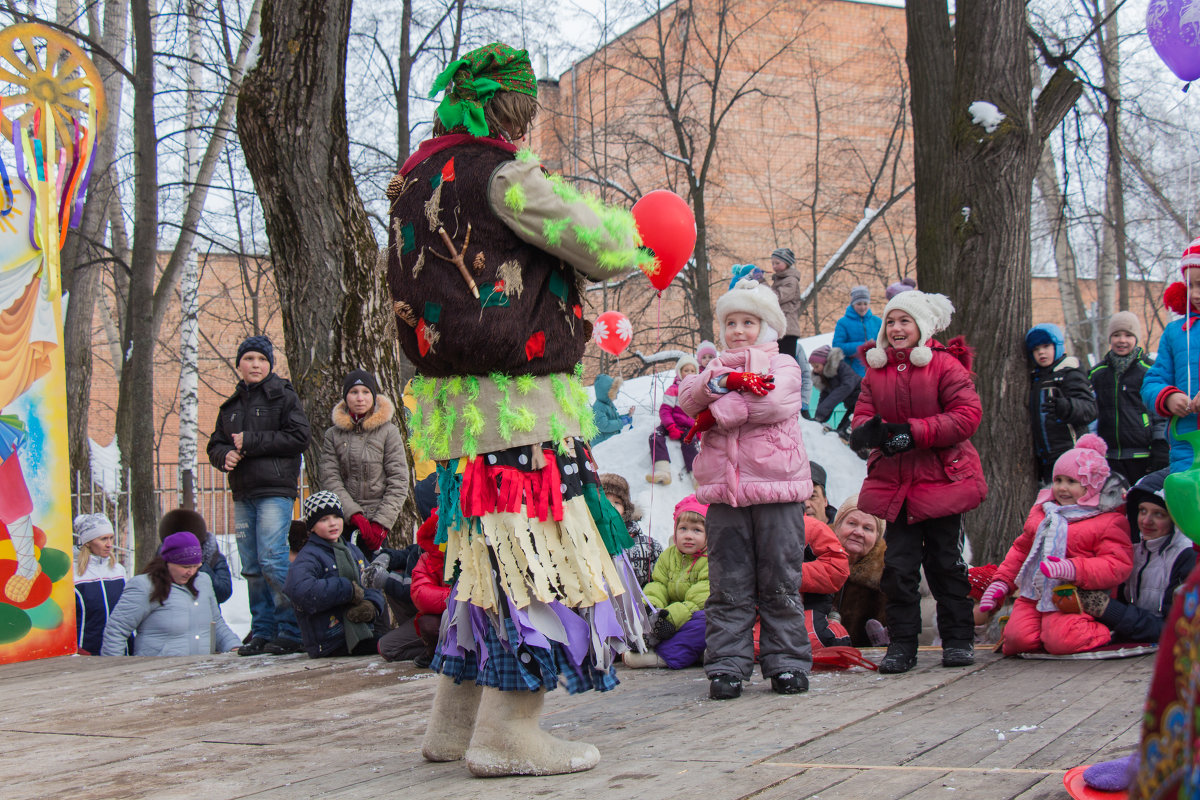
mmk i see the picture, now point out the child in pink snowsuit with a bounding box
[679,278,813,700]
[980,434,1133,656]
[647,355,699,484]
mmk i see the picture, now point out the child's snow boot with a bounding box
[465,687,600,776]
[422,675,483,762]
[622,649,667,668]
[646,461,672,485]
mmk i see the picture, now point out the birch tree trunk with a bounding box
[1035,143,1091,360]
[177,0,203,510]
[1099,0,1127,317]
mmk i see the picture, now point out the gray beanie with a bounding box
[1106,311,1141,342]
[850,285,870,305]
[771,248,795,267]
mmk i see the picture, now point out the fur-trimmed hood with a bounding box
[847,536,886,591]
[330,395,396,432]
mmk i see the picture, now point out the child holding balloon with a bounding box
[679,278,813,700]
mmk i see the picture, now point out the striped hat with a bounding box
[1182,236,1200,275]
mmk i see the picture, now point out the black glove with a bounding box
[848,415,886,452]
[1041,395,1067,419]
[1151,438,1170,469]
[647,609,676,646]
[346,599,377,624]
[881,422,914,456]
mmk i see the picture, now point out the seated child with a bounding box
[800,515,851,647]
[601,473,660,586]
[1063,468,1195,643]
[591,373,633,445]
[158,508,233,604]
[979,435,1133,656]
[808,345,861,439]
[379,514,446,665]
[1026,324,1097,484]
[73,514,125,655]
[647,355,699,485]
[622,495,709,669]
[283,491,385,658]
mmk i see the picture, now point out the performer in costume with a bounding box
[386,43,653,777]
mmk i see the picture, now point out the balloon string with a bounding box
[648,291,663,544]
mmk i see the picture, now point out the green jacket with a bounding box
[643,546,709,629]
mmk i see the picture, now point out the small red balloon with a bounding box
[632,190,696,291]
[593,310,632,355]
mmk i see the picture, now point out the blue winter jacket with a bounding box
[1142,314,1200,472]
[591,374,631,445]
[74,556,126,654]
[283,534,385,658]
[832,304,881,377]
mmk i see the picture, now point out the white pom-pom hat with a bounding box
[715,278,788,347]
[865,290,956,369]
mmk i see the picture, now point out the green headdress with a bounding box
[428,42,538,137]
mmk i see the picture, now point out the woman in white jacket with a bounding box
[102,532,240,656]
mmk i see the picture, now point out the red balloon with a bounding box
[593,310,632,355]
[632,190,696,291]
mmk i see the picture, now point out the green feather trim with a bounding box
[549,412,568,449]
[466,376,480,402]
[572,223,604,254]
[543,217,570,247]
[513,406,536,432]
[504,183,527,215]
[516,147,540,164]
[515,374,536,395]
[446,376,463,397]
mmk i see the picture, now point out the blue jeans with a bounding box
[235,496,300,641]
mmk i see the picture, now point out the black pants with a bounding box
[880,509,973,649]
[1107,456,1155,486]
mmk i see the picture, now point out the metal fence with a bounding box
[71,462,309,571]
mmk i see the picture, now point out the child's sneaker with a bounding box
[770,671,809,694]
[708,674,742,700]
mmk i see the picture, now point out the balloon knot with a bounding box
[1185,82,1192,94]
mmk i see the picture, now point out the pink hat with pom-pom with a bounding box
[673,494,709,524]
[1052,434,1110,506]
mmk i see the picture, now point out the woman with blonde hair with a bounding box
[72,514,125,655]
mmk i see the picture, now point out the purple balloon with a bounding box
[1148,0,1200,82]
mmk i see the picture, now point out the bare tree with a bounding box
[905,0,1082,561]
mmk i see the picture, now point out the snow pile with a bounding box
[968,101,1005,134]
[590,333,866,547]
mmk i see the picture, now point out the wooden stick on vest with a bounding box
[431,224,479,298]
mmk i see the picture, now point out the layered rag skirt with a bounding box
[431,437,648,693]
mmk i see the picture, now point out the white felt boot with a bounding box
[645,461,672,485]
[622,649,666,668]
[465,688,600,777]
[421,675,483,762]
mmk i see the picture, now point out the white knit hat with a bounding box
[715,279,787,347]
[675,354,699,374]
[865,290,955,369]
[74,513,114,545]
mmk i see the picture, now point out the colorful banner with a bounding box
[0,23,105,663]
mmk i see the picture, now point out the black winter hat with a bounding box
[237,335,275,369]
[809,462,827,491]
[303,490,344,530]
[343,369,379,402]
[158,508,209,543]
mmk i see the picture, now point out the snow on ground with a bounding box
[590,332,865,548]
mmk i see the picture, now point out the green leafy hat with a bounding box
[428,42,538,137]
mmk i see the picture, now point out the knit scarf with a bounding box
[1014,501,1105,611]
[1109,347,1140,378]
[331,539,372,652]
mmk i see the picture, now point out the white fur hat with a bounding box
[865,290,955,369]
[675,354,700,374]
[715,279,787,347]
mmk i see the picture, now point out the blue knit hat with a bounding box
[237,335,275,370]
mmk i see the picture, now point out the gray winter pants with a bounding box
[704,502,812,679]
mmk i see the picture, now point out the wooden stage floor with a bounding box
[1,646,1148,799]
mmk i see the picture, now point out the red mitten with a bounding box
[666,424,684,440]
[1039,556,1076,581]
[365,520,390,550]
[684,409,716,443]
[725,371,774,396]
[351,513,370,534]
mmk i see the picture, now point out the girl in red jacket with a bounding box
[849,291,988,674]
[979,434,1133,656]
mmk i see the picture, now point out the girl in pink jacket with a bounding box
[979,434,1132,656]
[647,355,699,485]
[679,278,813,701]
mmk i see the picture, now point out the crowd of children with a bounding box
[66,41,1200,786]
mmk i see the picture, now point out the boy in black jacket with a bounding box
[207,335,311,656]
[1026,324,1097,484]
[1089,311,1168,484]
